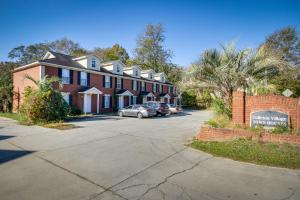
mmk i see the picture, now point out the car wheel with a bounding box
[119,111,124,117]
[167,111,172,115]
[137,112,143,119]
[161,113,166,117]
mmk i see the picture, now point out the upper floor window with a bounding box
[149,73,153,79]
[153,83,157,92]
[141,82,145,91]
[80,72,87,86]
[159,84,162,92]
[116,65,121,73]
[161,76,165,82]
[135,70,139,77]
[92,58,96,68]
[62,69,70,84]
[133,80,137,90]
[105,76,111,88]
[116,78,122,89]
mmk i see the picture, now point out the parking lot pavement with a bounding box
[0,110,300,200]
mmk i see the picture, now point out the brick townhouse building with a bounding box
[13,51,180,113]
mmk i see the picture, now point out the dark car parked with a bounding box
[143,101,169,116]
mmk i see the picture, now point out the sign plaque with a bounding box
[251,110,289,128]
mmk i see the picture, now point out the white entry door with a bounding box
[119,96,124,109]
[84,94,92,113]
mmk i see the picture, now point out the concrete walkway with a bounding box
[0,110,299,200]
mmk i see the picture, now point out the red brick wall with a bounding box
[13,65,40,111]
[232,92,300,129]
[146,82,153,92]
[198,126,300,145]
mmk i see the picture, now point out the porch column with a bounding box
[96,94,99,113]
[118,96,124,108]
[83,94,87,114]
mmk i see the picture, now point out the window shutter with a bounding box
[137,81,139,91]
[121,78,124,89]
[69,95,73,106]
[152,83,154,92]
[110,77,112,88]
[58,68,62,78]
[87,73,90,86]
[70,70,73,84]
[140,82,142,91]
[132,80,134,90]
[102,96,105,108]
[109,96,112,108]
[102,76,105,87]
[77,71,81,85]
[131,96,133,105]
[115,77,118,88]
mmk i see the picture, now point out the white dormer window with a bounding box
[150,73,153,79]
[92,58,96,68]
[116,65,120,73]
[62,69,70,84]
[161,76,165,82]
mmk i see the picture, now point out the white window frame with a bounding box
[133,96,137,105]
[142,82,145,91]
[116,78,122,89]
[135,70,139,77]
[61,92,69,105]
[149,73,153,80]
[91,58,96,68]
[105,76,111,88]
[116,65,120,73]
[62,69,70,84]
[104,95,110,108]
[168,86,171,93]
[80,72,87,86]
[133,80,137,91]
[153,83,157,92]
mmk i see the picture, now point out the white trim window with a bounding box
[133,96,137,105]
[62,69,70,84]
[116,65,121,73]
[161,76,165,82]
[133,80,137,90]
[61,92,69,105]
[141,82,145,91]
[92,58,96,68]
[160,84,163,93]
[116,78,122,89]
[80,72,87,86]
[168,86,171,93]
[153,83,157,92]
[135,69,139,77]
[149,73,153,80]
[105,76,111,88]
[104,95,110,108]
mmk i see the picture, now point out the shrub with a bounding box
[69,106,82,116]
[206,114,230,128]
[20,76,69,123]
[211,98,232,118]
[271,124,290,134]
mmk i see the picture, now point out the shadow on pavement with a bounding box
[0,135,15,141]
[0,149,34,164]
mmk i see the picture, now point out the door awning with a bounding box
[116,89,133,96]
[78,87,103,94]
[140,91,155,97]
[159,93,171,99]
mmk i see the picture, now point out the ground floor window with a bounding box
[133,96,137,105]
[61,92,69,105]
[104,95,110,108]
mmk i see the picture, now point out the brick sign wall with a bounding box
[232,91,300,129]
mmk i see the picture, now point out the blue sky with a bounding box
[0,0,300,66]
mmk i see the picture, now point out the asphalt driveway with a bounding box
[0,110,299,200]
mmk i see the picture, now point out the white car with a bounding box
[167,104,183,114]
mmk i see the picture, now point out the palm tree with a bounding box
[189,42,287,106]
[25,75,62,92]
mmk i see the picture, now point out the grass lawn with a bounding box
[190,138,300,169]
[0,112,78,130]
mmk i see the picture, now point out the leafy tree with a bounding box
[263,26,300,67]
[0,62,17,112]
[190,42,285,114]
[8,38,87,64]
[20,75,69,122]
[103,44,129,63]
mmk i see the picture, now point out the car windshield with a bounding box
[125,106,133,109]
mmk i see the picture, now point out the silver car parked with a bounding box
[118,105,156,119]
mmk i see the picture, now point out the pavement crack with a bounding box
[280,188,298,200]
[137,156,213,200]
[114,184,146,192]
